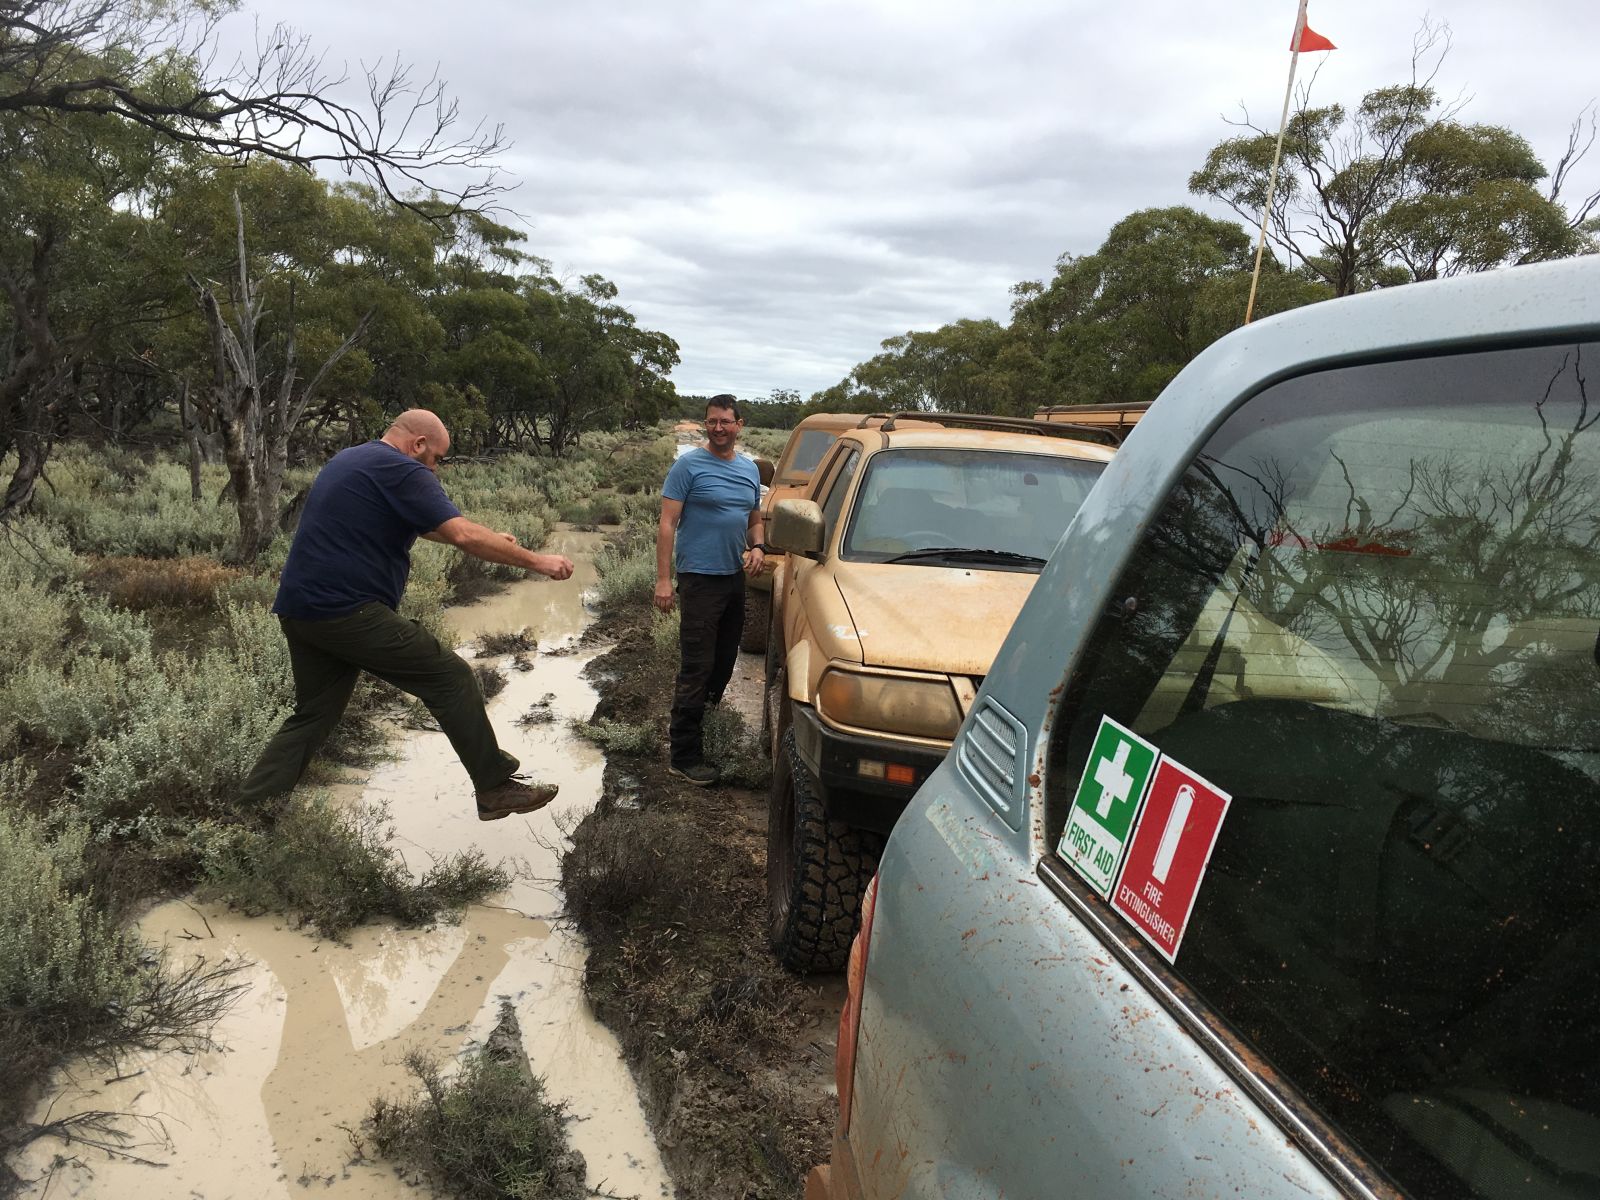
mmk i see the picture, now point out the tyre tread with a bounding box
[768,727,882,973]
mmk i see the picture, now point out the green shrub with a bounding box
[740,427,789,460]
[0,516,76,589]
[650,609,680,668]
[704,707,769,788]
[592,542,656,610]
[75,604,294,828]
[607,435,674,495]
[0,807,140,1020]
[0,577,71,683]
[75,595,155,660]
[368,1027,583,1200]
[0,651,141,751]
[33,448,238,557]
[197,794,510,939]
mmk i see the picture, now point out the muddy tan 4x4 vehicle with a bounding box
[762,413,1118,971]
[742,413,882,654]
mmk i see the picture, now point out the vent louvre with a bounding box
[958,697,1028,830]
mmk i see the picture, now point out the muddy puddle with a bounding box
[13,528,671,1199]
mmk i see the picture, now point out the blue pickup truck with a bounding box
[809,256,1600,1200]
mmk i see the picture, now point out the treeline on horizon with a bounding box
[6,8,1600,505]
[729,34,1599,428]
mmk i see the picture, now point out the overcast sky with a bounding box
[238,0,1597,400]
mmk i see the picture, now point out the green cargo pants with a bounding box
[240,602,518,805]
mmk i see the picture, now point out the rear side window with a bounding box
[779,429,840,481]
[1046,343,1600,1199]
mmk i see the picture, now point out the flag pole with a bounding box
[1244,0,1307,325]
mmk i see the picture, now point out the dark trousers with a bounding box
[240,602,517,804]
[669,571,745,767]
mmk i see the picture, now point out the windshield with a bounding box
[842,448,1105,566]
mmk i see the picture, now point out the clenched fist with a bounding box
[536,554,575,581]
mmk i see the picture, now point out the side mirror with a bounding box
[769,498,825,556]
[754,457,776,487]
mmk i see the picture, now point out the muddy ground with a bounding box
[564,600,844,1200]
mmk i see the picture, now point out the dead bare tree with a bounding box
[0,0,508,212]
[190,192,371,563]
[1548,101,1600,234]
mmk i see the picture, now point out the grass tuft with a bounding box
[572,717,659,758]
[477,629,536,656]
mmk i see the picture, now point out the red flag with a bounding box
[1292,16,1336,52]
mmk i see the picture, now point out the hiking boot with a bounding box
[476,774,559,821]
[668,760,719,787]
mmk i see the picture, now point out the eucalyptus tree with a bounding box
[1189,24,1596,296]
[811,318,1040,416]
[1010,206,1327,407]
[0,105,176,515]
[520,273,680,456]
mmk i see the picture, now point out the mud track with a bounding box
[568,601,844,1200]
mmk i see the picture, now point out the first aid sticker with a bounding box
[1057,716,1159,898]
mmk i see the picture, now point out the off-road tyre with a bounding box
[763,666,788,761]
[767,726,883,973]
[741,587,770,654]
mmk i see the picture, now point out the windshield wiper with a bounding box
[880,547,1047,566]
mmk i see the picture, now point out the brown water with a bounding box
[12,530,671,1199]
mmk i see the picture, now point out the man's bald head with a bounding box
[382,409,451,471]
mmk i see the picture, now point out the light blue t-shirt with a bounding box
[663,449,761,575]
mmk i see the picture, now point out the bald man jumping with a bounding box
[240,410,575,821]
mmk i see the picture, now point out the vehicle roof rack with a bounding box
[1034,402,1152,421]
[876,411,1122,447]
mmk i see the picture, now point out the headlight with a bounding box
[817,669,962,741]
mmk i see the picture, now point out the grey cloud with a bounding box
[242,0,1598,398]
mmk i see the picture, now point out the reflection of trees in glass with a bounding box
[1143,348,1600,743]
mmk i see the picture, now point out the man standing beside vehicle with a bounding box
[241,408,575,820]
[655,395,764,785]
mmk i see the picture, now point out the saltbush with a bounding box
[0,806,140,1020]
[704,707,770,788]
[650,609,680,668]
[33,449,239,557]
[75,604,293,828]
[0,652,140,751]
[197,795,509,939]
[369,1031,583,1200]
[560,798,702,931]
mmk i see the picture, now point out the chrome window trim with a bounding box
[1036,854,1402,1200]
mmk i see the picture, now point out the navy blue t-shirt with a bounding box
[273,441,462,620]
